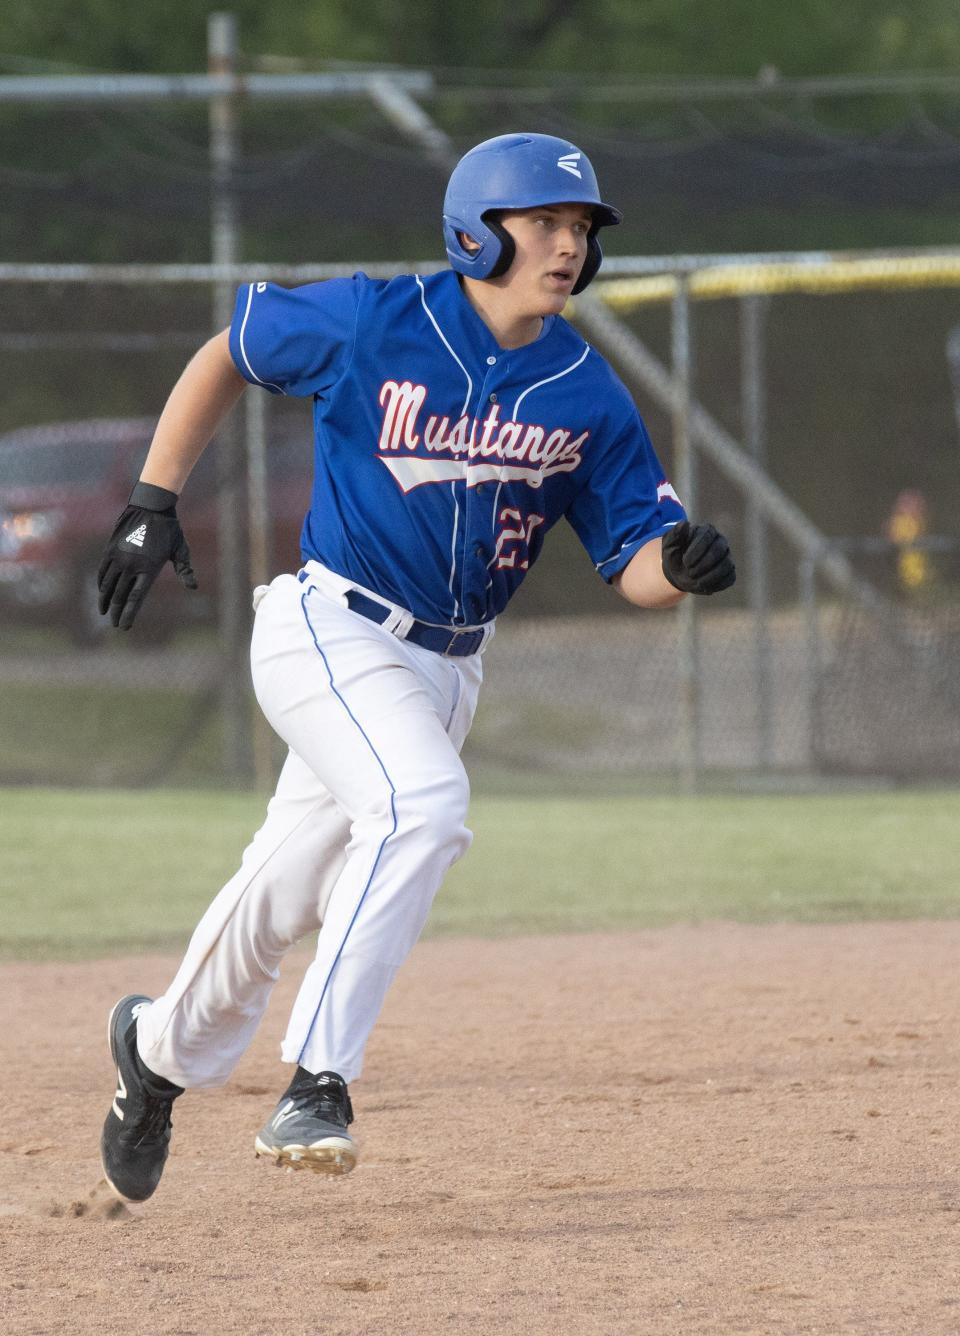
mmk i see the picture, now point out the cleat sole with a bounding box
[254,1135,356,1175]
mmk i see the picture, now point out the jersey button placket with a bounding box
[460,368,498,623]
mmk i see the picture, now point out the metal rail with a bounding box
[0,70,433,102]
[1,68,957,105]
[3,247,960,285]
[430,70,960,104]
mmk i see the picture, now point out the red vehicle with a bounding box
[0,417,312,645]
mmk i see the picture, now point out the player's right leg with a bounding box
[100,748,351,1200]
[100,994,183,1203]
[133,749,351,1089]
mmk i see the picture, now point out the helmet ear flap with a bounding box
[480,214,516,280]
[572,234,603,295]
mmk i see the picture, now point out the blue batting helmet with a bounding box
[442,133,622,295]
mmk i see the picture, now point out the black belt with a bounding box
[345,590,486,657]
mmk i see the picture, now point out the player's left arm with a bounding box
[662,520,736,596]
[612,536,684,608]
[615,521,736,608]
[565,374,736,608]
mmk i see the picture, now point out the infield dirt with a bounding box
[3,920,960,1334]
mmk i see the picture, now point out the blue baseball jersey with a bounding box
[229,270,685,627]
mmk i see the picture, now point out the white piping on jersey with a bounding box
[417,274,472,620]
[415,276,472,416]
[488,480,505,555]
[239,284,285,394]
[448,482,460,617]
[511,344,590,421]
[596,522,679,573]
[484,346,590,559]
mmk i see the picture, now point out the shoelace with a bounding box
[303,1076,354,1126]
[124,1092,175,1145]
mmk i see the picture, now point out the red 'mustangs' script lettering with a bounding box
[375,381,589,488]
[378,380,426,451]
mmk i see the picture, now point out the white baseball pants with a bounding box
[136,562,486,1088]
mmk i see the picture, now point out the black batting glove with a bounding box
[97,481,197,630]
[661,521,736,596]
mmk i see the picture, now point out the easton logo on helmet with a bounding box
[556,152,582,179]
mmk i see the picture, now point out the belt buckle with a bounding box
[443,627,479,657]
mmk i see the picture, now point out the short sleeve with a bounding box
[566,411,687,582]
[228,277,361,397]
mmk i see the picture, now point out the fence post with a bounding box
[798,553,820,771]
[741,293,774,769]
[208,11,249,782]
[672,276,700,789]
[947,324,960,449]
[246,387,276,789]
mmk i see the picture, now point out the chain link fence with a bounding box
[2,270,959,794]
[810,540,960,781]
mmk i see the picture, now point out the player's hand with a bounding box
[661,521,736,595]
[97,481,197,630]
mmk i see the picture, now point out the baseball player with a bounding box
[96,133,734,1204]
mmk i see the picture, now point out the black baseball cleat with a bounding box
[254,1068,357,1175]
[100,994,183,1203]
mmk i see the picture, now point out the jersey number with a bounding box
[494,508,545,570]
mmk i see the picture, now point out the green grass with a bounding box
[2,788,958,960]
[0,683,228,788]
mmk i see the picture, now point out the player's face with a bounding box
[496,204,592,314]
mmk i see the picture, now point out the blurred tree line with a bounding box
[3,0,960,265]
[2,0,960,77]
